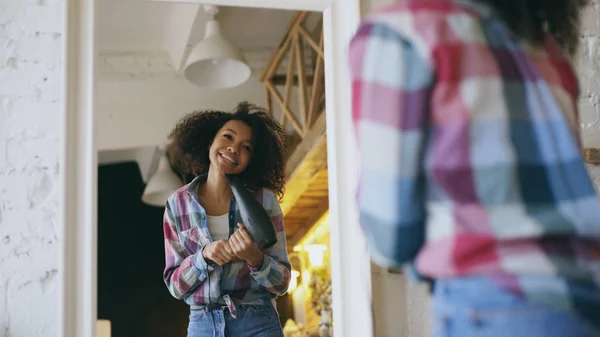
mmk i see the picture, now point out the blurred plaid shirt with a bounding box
[350,0,600,329]
[163,175,291,309]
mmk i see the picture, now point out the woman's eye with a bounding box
[244,146,252,152]
[224,134,233,140]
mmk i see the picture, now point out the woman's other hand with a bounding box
[202,240,235,265]
[229,223,264,268]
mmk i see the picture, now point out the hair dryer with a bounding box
[225,174,278,249]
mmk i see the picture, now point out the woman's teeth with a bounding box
[220,153,237,166]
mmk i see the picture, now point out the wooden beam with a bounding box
[307,33,325,126]
[265,87,273,117]
[295,32,309,130]
[260,12,307,82]
[286,192,329,248]
[262,37,292,82]
[298,25,324,59]
[284,111,326,179]
[265,82,304,136]
[282,35,297,130]
[280,135,327,216]
[270,75,315,86]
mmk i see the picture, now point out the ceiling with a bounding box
[97,0,297,57]
[97,0,173,52]
[97,0,299,171]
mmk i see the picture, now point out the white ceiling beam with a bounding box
[163,3,205,74]
[147,0,328,12]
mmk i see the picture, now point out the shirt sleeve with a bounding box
[349,20,433,268]
[249,193,291,295]
[163,200,214,299]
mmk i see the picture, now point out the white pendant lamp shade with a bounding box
[183,19,251,89]
[142,155,183,207]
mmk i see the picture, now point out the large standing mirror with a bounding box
[60,0,374,336]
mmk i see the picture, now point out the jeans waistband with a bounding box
[191,303,274,311]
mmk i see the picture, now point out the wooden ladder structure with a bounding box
[261,11,326,161]
[261,11,329,250]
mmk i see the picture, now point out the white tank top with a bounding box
[207,214,229,241]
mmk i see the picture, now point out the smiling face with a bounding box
[208,120,254,175]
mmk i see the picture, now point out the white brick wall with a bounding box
[0,0,62,336]
[578,0,600,189]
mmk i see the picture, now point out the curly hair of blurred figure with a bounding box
[479,0,588,56]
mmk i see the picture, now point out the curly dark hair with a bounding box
[478,0,588,56]
[167,101,287,200]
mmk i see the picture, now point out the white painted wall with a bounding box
[370,267,432,337]
[96,49,316,153]
[96,51,268,151]
[370,265,407,336]
[0,0,62,336]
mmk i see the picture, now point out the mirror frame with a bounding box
[59,0,372,336]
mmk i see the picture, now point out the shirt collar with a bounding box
[185,174,207,203]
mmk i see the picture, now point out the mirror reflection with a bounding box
[96,2,332,336]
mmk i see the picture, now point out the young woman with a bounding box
[350,0,600,336]
[162,102,291,337]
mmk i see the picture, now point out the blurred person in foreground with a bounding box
[349,0,600,336]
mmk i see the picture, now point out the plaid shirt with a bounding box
[350,0,600,328]
[163,175,291,308]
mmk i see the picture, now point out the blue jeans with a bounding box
[432,277,599,337]
[187,304,284,337]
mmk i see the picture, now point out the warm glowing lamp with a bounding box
[304,244,327,268]
[288,270,300,292]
